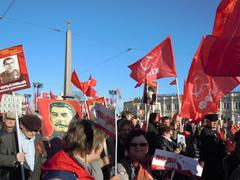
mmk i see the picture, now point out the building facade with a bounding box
[124,91,240,122]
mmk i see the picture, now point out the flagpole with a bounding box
[175,77,182,126]
[12,92,25,180]
[114,108,118,176]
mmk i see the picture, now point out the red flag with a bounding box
[50,91,58,99]
[128,36,177,86]
[181,37,240,120]
[71,70,82,90]
[88,75,97,87]
[71,70,89,93]
[86,86,97,98]
[201,0,240,76]
[212,0,238,36]
[170,79,176,85]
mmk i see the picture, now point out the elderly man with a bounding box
[0,57,20,84]
[0,112,16,133]
[199,113,226,180]
[0,113,46,180]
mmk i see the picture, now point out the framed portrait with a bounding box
[0,45,30,93]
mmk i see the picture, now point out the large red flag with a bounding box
[181,37,240,120]
[201,0,240,76]
[128,36,176,86]
[71,70,89,93]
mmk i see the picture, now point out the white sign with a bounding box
[152,149,204,177]
[94,104,116,137]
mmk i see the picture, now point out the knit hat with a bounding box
[21,114,42,131]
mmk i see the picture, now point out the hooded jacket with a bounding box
[42,150,94,180]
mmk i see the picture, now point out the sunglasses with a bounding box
[130,142,148,147]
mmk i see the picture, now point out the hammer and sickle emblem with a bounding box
[140,56,153,72]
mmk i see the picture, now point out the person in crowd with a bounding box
[0,57,20,84]
[111,129,153,180]
[130,115,143,129]
[0,113,46,180]
[224,129,240,180]
[0,112,16,134]
[117,120,134,161]
[42,119,114,180]
[146,112,161,155]
[199,113,226,180]
[154,125,181,153]
[162,116,171,127]
[121,111,132,121]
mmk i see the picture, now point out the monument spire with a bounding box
[63,20,72,98]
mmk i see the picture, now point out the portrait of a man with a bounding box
[49,102,76,136]
[143,82,157,105]
[0,56,20,84]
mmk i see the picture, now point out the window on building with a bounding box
[224,103,226,109]
[167,104,171,110]
[227,103,230,109]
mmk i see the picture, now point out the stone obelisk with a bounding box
[63,20,73,98]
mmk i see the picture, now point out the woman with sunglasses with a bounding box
[111,129,153,180]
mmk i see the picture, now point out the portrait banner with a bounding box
[0,45,30,93]
[37,98,82,138]
[86,97,106,119]
[152,149,204,178]
[142,80,158,105]
[94,104,116,137]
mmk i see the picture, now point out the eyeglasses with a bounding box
[130,142,148,147]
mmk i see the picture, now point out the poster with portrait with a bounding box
[37,98,82,138]
[177,134,186,148]
[86,97,106,119]
[142,80,158,105]
[0,45,30,93]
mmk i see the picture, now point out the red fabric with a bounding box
[128,36,177,86]
[50,91,58,99]
[71,70,90,93]
[170,79,176,85]
[71,70,83,91]
[212,0,238,36]
[88,75,97,87]
[181,37,240,120]
[85,86,97,98]
[201,0,240,76]
[42,150,94,180]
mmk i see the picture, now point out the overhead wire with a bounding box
[0,6,146,72]
[0,0,16,19]
[80,48,133,73]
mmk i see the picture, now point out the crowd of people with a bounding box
[0,110,240,180]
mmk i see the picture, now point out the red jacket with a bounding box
[42,150,94,180]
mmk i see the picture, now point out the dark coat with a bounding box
[199,126,226,180]
[0,130,46,180]
[154,135,177,152]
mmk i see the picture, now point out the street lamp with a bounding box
[33,82,43,112]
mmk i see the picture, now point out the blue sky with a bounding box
[0,0,221,102]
